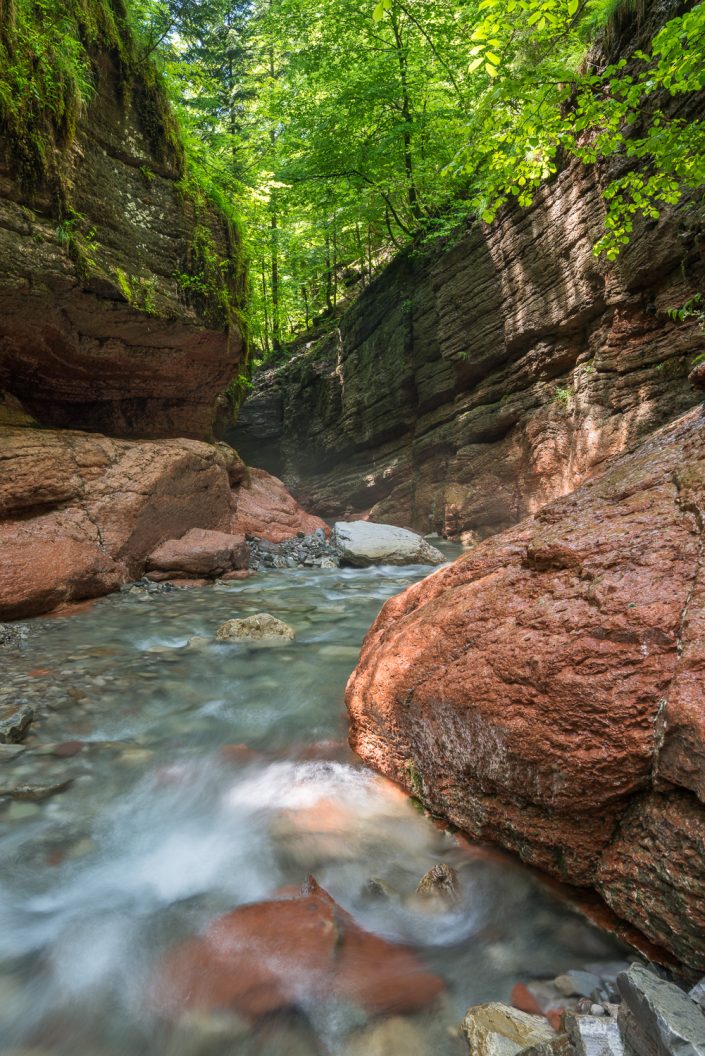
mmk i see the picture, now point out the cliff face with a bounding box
[0,12,245,441]
[232,161,704,539]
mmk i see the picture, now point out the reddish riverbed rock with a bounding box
[153,877,444,1019]
[146,527,248,579]
[0,425,234,618]
[231,467,330,543]
[346,407,705,969]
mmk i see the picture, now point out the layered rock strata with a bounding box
[0,9,245,442]
[232,172,704,542]
[346,406,705,970]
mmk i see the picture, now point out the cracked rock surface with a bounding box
[346,406,705,970]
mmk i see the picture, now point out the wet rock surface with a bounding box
[153,876,445,1019]
[346,407,705,969]
[247,528,340,570]
[462,1003,556,1056]
[214,613,296,642]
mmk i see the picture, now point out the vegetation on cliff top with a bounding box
[3,0,703,365]
[127,0,703,363]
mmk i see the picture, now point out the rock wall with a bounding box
[232,169,704,541]
[346,406,705,971]
[0,14,245,442]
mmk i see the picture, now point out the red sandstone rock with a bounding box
[146,528,248,579]
[231,467,330,543]
[0,425,234,619]
[346,407,705,970]
[153,877,444,1019]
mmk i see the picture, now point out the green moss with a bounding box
[0,0,184,193]
[113,266,158,315]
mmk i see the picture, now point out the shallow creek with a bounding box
[0,555,625,1055]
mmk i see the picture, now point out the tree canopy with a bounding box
[10,0,702,359]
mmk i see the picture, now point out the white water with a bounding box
[0,561,625,1055]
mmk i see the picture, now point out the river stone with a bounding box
[215,614,295,643]
[331,521,445,568]
[462,1003,556,1056]
[0,703,34,744]
[565,1013,623,1056]
[617,964,705,1056]
[412,863,461,909]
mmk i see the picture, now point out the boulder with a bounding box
[0,424,233,619]
[152,877,444,1019]
[231,468,329,543]
[214,614,295,643]
[146,528,248,580]
[462,1003,556,1056]
[616,964,705,1056]
[346,407,705,969]
[332,522,445,567]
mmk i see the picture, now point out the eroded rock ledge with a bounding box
[346,406,705,970]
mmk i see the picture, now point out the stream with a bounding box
[0,554,626,1055]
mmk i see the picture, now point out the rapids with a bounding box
[0,556,625,1055]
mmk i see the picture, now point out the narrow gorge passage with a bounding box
[0,559,627,1055]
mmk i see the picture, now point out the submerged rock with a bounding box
[0,623,29,648]
[462,1003,556,1056]
[342,1016,429,1056]
[0,779,72,802]
[215,613,296,643]
[0,703,34,744]
[152,876,444,1020]
[332,522,445,568]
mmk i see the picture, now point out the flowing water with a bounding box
[0,555,626,1056]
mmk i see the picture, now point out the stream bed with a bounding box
[0,556,626,1055]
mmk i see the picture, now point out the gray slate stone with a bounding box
[565,1013,624,1056]
[518,1035,576,1056]
[617,964,705,1056]
[0,702,34,744]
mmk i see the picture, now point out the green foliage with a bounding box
[114,267,158,314]
[55,209,100,278]
[553,385,572,407]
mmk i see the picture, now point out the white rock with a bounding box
[332,521,446,567]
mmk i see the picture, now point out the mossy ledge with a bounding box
[0,0,248,441]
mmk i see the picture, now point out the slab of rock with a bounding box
[146,528,248,579]
[332,522,445,568]
[215,614,295,643]
[617,964,705,1056]
[565,1013,623,1056]
[346,408,705,968]
[463,1003,556,1056]
[0,425,236,619]
[690,980,705,1013]
[231,467,329,544]
[0,703,34,744]
[152,877,444,1019]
